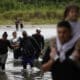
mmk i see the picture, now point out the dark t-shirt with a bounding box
[32,34,44,50]
[20,37,35,57]
[0,39,12,54]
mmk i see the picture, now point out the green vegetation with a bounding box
[0,0,80,24]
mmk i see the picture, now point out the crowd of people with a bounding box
[0,4,80,80]
[0,28,44,71]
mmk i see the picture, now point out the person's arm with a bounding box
[12,43,19,48]
[8,40,13,49]
[8,40,20,49]
[41,59,54,72]
[69,38,80,62]
[70,38,80,61]
[41,46,58,72]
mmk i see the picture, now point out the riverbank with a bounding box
[0,19,59,25]
[0,24,56,28]
[0,5,63,25]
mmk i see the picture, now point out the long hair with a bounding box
[64,5,80,20]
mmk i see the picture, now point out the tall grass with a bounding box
[0,5,64,24]
[0,0,79,24]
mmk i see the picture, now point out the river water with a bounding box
[0,25,57,80]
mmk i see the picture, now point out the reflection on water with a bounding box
[5,52,43,80]
[3,51,52,80]
[0,26,55,80]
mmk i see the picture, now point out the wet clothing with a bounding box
[10,37,22,59]
[20,37,36,68]
[42,38,80,80]
[0,39,12,54]
[0,39,12,70]
[32,34,44,59]
[0,54,7,70]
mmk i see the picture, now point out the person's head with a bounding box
[57,21,72,44]
[64,5,79,22]
[12,31,17,38]
[22,31,28,38]
[36,28,41,34]
[2,32,8,40]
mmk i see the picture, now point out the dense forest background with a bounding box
[0,0,80,24]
